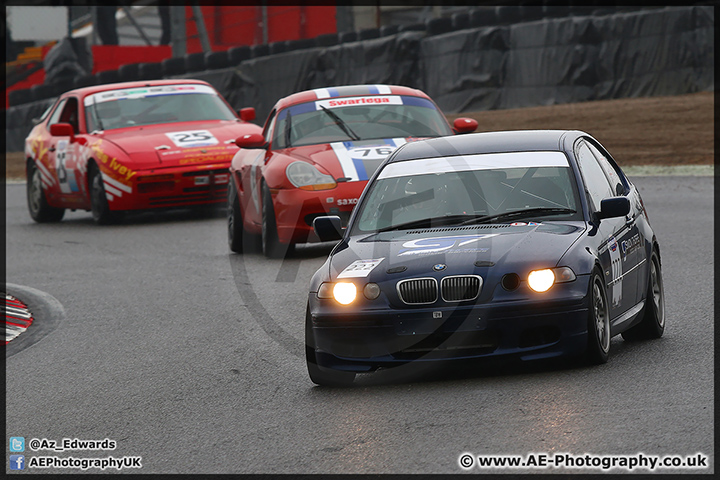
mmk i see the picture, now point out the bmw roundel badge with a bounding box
[433,263,447,271]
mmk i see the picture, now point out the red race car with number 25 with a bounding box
[228,84,478,257]
[25,79,261,224]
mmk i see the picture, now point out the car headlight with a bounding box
[318,282,380,304]
[528,267,576,292]
[286,161,337,191]
[332,282,357,305]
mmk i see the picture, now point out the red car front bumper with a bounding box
[106,163,232,211]
[272,181,368,244]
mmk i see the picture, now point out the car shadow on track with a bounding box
[308,336,661,390]
[54,206,228,226]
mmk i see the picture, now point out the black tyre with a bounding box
[227,180,245,253]
[585,270,610,365]
[26,161,65,222]
[89,166,121,225]
[261,181,294,258]
[622,250,665,341]
[305,304,356,386]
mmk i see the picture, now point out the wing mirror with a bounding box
[234,133,266,149]
[239,107,256,122]
[313,216,343,242]
[453,117,478,134]
[49,122,75,140]
[598,196,630,219]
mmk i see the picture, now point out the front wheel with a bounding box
[306,304,356,386]
[261,181,294,258]
[90,166,121,225]
[27,161,65,222]
[585,270,611,365]
[228,180,246,253]
[622,250,665,341]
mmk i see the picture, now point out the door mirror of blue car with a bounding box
[313,216,343,242]
[598,196,630,219]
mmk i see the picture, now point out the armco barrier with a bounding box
[5,6,713,153]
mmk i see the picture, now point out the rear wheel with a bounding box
[26,161,65,222]
[89,166,121,225]
[622,250,665,341]
[306,304,356,386]
[585,270,610,364]
[261,181,294,258]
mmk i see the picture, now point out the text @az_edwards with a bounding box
[9,436,142,472]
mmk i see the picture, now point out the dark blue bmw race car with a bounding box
[306,130,665,386]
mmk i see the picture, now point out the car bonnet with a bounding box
[329,222,586,281]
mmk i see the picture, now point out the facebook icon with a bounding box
[10,454,25,470]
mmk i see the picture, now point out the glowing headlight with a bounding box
[527,267,576,292]
[528,269,555,292]
[286,162,337,190]
[332,282,357,305]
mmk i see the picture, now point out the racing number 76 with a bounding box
[356,147,394,157]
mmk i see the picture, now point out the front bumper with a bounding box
[309,289,591,372]
[106,163,231,211]
[272,181,367,244]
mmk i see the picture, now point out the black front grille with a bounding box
[441,275,482,302]
[397,278,438,305]
[181,168,229,177]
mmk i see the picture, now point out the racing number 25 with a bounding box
[173,131,212,144]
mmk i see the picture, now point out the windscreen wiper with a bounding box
[459,207,577,225]
[320,106,360,141]
[284,109,293,147]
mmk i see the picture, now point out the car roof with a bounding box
[273,84,430,111]
[389,130,588,162]
[60,79,214,99]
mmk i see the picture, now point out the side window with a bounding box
[575,140,614,212]
[38,102,56,123]
[47,99,68,127]
[586,141,627,196]
[47,98,79,132]
[59,97,79,132]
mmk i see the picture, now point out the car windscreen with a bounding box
[352,152,583,234]
[271,95,453,148]
[83,84,237,131]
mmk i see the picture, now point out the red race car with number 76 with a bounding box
[228,84,478,257]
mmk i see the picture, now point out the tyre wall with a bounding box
[5,6,713,152]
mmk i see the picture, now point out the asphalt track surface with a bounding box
[4,175,714,474]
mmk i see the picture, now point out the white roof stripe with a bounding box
[375,85,392,94]
[379,151,570,179]
[314,88,331,99]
